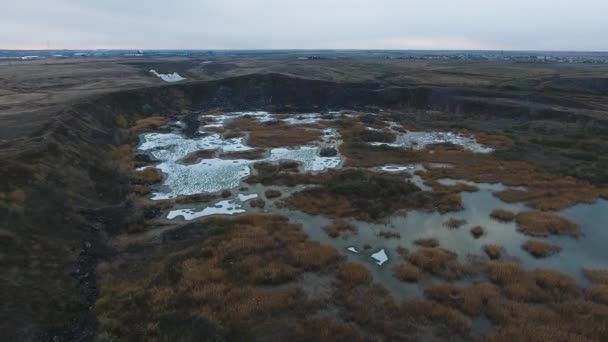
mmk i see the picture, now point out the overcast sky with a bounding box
[2,0,606,51]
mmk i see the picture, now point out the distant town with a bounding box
[1,49,608,64]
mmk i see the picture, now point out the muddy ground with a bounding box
[1,54,608,341]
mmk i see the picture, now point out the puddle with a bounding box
[370,131,493,153]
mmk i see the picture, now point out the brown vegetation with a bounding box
[378,230,401,239]
[339,262,372,286]
[414,238,440,248]
[175,193,217,204]
[129,116,169,133]
[179,149,216,164]
[407,248,471,280]
[515,210,580,237]
[583,269,608,284]
[522,240,562,258]
[218,148,266,160]
[585,285,608,305]
[470,226,485,239]
[323,220,357,238]
[424,283,500,316]
[490,208,516,223]
[392,264,421,282]
[443,218,466,229]
[225,117,320,147]
[483,244,503,260]
[264,189,282,199]
[131,167,163,184]
[249,198,266,208]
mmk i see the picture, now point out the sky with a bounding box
[2,0,606,51]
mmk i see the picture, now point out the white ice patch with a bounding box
[282,113,322,125]
[370,131,493,153]
[269,146,341,171]
[201,111,275,128]
[347,247,360,254]
[371,249,389,266]
[238,193,258,202]
[380,165,415,172]
[150,69,186,82]
[167,200,245,220]
[138,132,256,199]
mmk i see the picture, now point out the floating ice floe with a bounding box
[370,131,493,153]
[347,247,360,254]
[380,165,415,172]
[238,193,258,201]
[269,146,341,171]
[167,200,245,220]
[371,249,389,266]
[282,113,322,125]
[150,69,186,82]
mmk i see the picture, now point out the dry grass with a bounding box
[129,116,168,133]
[179,149,216,164]
[585,285,608,305]
[132,168,163,184]
[522,240,561,258]
[225,117,321,147]
[470,226,485,239]
[323,220,357,238]
[414,238,439,248]
[583,269,608,284]
[401,300,472,335]
[407,248,467,279]
[250,198,266,208]
[339,262,372,286]
[175,193,217,204]
[424,283,500,316]
[484,262,579,303]
[489,208,516,223]
[515,210,580,237]
[378,230,401,239]
[483,244,503,260]
[218,148,266,160]
[291,241,340,271]
[281,169,431,220]
[131,184,151,196]
[443,218,466,229]
[264,189,282,199]
[392,264,421,282]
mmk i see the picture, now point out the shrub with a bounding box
[414,238,439,248]
[522,240,561,258]
[115,114,129,129]
[583,268,608,284]
[323,220,357,238]
[470,226,485,239]
[264,189,282,199]
[179,149,216,164]
[490,208,516,222]
[443,218,466,229]
[392,264,421,282]
[339,262,372,286]
[378,231,401,239]
[249,198,266,208]
[483,245,503,260]
[424,283,499,316]
[515,211,580,237]
[408,248,457,275]
[585,285,608,305]
[291,241,340,271]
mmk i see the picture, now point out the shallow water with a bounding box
[137,112,608,294]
